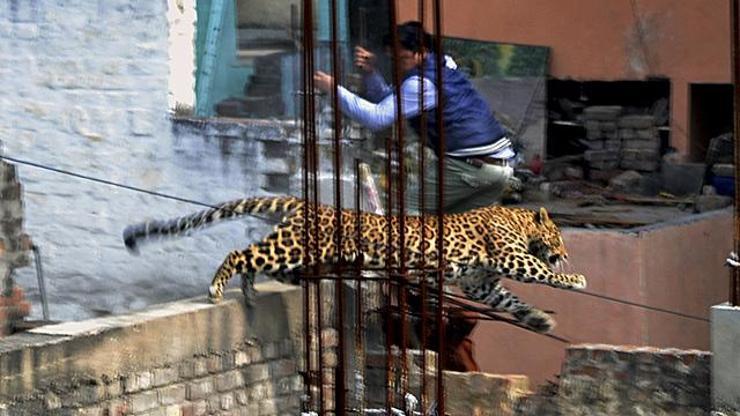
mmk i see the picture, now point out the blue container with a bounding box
[711,175,735,197]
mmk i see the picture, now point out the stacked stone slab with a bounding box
[619,115,661,171]
[0,160,31,336]
[582,106,622,171]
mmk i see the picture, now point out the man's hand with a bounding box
[354,46,376,73]
[313,71,333,93]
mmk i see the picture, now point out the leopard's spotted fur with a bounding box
[123,196,586,333]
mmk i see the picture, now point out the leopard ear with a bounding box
[536,207,550,223]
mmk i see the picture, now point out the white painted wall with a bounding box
[0,0,286,321]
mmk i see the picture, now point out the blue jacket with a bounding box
[405,53,507,154]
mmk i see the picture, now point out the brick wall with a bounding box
[0,160,31,335]
[518,344,712,416]
[0,282,306,416]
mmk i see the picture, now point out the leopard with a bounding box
[122,196,586,333]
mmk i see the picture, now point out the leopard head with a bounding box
[528,207,568,268]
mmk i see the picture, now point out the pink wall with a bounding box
[469,210,732,386]
[398,0,733,155]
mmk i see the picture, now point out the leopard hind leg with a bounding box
[208,237,304,303]
[461,274,555,333]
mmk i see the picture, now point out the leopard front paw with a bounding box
[552,273,587,290]
[515,309,556,333]
[567,274,587,290]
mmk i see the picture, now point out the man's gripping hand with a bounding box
[354,46,376,73]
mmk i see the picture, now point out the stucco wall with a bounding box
[398,0,733,156]
[472,208,733,386]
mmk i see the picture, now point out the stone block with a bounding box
[269,359,296,378]
[619,128,636,140]
[129,390,159,413]
[604,139,621,151]
[124,371,153,393]
[599,121,618,132]
[187,378,214,400]
[712,303,740,412]
[609,170,643,192]
[712,164,734,177]
[586,128,603,140]
[620,159,659,172]
[446,372,530,416]
[622,138,660,151]
[635,128,658,140]
[215,370,244,392]
[584,150,619,162]
[243,363,270,384]
[158,384,186,405]
[152,367,179,387]
[661,161,706,196]
[583,106,623,121]
[584,120,601,132]
[618,115,655,128]
[694,194,732,213]
[220,392,235,410]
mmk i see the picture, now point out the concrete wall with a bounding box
[398,0,733,156]
[472,208,733,386]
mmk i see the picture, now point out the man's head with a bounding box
[383,21,433,73]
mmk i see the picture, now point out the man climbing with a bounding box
[314,20,517,214]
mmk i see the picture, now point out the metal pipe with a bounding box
[732,0,740,306]
[329,0,347,411]
[416,0,429,409]
[32,245,49,321]
[386,0,411,399]
[431,0,446,412]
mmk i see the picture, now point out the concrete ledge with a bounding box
[0,282,303,398]
[712,303,740,412]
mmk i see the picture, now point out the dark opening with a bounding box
[547,78,671,158]
[689,83,734,162]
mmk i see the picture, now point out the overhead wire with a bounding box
[0,153,712,327]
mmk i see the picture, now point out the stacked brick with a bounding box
[582,106,623,171]
[0,160,31,336]
[0,339,302,416]
[618,115,661,172]
[582,107,662,174]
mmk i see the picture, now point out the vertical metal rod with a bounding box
[301,0,314,409]
[383,125,395,413]
[432,0,446,413]
[732,0,740,306]
[415,0,429,410]
[383,8,396,410]
[354,159,366,414]
[329,0,347,412]
[386,0,410,398]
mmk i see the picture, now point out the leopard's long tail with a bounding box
[122,196,303,254]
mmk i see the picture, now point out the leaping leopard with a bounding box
[122,196,586,333]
